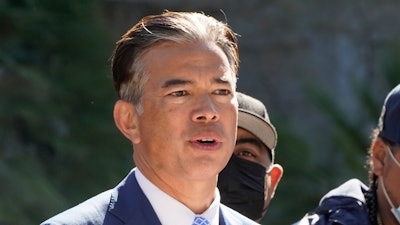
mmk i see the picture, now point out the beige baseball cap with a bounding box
[237,92,277,161]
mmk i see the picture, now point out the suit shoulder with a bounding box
[41,190,113,225]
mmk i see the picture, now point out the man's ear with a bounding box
[268,164,283,198]
[371,138,387,176]
[113,100,141,144]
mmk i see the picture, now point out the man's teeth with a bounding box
[198,139,214,143]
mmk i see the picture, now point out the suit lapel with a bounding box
[219,208,227,225]
[106,169,162,225]
[106,170,249,225]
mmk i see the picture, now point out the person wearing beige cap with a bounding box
[218,92,283,222]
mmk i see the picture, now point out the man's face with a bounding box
[134,41,238,183]
[234,128,272,168]
[234,128,273,210]
[372,138,400,224]
[382,144,400,211]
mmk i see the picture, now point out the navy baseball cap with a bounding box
[236,92,277,162]
[378,84,400,146]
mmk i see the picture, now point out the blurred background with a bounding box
[1,0,400,224]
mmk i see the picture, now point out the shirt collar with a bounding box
[135,168,220,225]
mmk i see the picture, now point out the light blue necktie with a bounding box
[192,216,210,225]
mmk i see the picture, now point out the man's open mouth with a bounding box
[197,139,216,144]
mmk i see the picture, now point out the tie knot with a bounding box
[192,216,210,225]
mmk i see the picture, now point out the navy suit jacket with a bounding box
[41,169,258,225]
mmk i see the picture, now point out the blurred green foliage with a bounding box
[262,44,400,224]
[0,0,132,224]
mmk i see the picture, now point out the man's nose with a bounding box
[192,95,219,123]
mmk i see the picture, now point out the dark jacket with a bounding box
[41,169,258,225]
[292,179,371,225]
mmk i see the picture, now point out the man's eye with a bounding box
[215,89,231,95]
[237,151,255,158]
[170,90,188,97]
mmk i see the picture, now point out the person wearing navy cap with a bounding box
[293,84,400,225]
[218,92,283,222]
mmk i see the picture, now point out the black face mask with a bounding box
[217,155,266,221]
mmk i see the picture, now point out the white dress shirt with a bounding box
[135,168,220,225]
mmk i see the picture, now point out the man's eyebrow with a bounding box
[162,77,230,88]
[162,79,193,88]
